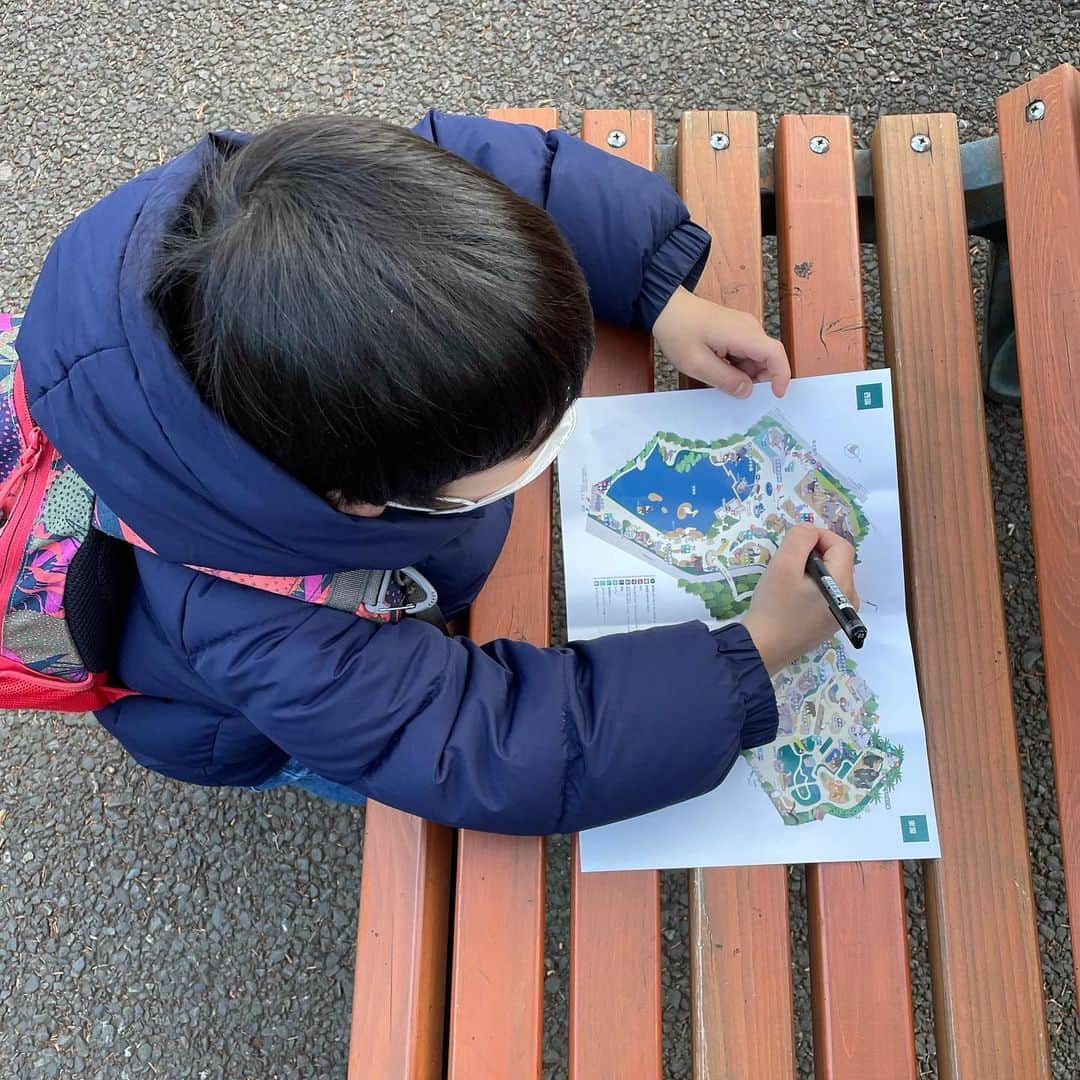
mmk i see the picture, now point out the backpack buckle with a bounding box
[368,566,440,616]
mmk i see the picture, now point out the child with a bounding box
[16,113,857,834]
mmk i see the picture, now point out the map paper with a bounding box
[557,371,940,871]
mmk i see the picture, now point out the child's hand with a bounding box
[743,525,858,676]
[653,287,790,398]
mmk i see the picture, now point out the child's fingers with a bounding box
[733,335,791,395]
[772,522,824,572]
[820,533,859,604]
[683,345,754,398]
[731,355,787,394]
[711,323,791,398]
[764,340,791,397]
[816,529,852,556]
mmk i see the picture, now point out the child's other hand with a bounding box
[743,525,858,676]
[653,287,790,399]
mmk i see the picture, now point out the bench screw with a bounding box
[607,129,627,148]
[1025,99,1046,122]
[910,133,931,153]
[710,131,730,151]
[809,136,830,154]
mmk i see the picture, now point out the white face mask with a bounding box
[387,405,577,515]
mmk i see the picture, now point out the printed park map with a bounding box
[583,411,902,826]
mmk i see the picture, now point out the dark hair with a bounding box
[149,115,594,506]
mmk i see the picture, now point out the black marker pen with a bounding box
[806,550,867,649]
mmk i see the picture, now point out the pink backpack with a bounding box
[0,313,439,713]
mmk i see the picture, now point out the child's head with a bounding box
[150,115,594,510]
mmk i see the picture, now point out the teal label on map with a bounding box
[900,814,929,843]
[856,383,884,411]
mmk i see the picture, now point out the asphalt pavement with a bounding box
[1,1,1078,1077]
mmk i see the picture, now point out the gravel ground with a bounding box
[1,2,1078,1078]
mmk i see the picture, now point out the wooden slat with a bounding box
[571,842,662,1078]
[486,106,558,129]
[689,869,794,1079]
[806,864,912,1080]
[873,111,1051,1078]
[570,109,662,1080]
[998,63,1080,1004]
[678,111,765,324]
[349,803,453,1080]
[579,110,657,400]
[444,106,558,1080]
[448,828,545,1080]
[776,114,918,1080]
[776,115,866,375]
[677,109,797,1080]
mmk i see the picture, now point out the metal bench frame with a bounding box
[655,131,1007,242]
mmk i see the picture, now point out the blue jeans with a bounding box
[248,756,366,806]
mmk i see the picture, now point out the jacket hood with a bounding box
[16,135,495,575]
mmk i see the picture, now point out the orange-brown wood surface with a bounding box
[998,64,1080,1002]
[678,111,765,324]
[486,106,559,129]
[775,115,866,374]
[580,110,657,400]
[688,868,794,1080]
[443,104,557,1080]
[448,826,545,1080]
[873,112,1050,1078]
[677,109,797,1079]
[571,839,662,1080]
[776,114,918,1080]
[569,110,662,1080]
[349,803,453,1080]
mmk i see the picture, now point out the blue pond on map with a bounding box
[606,443,759,532]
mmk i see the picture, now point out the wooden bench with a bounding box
[997,64,1080,1012]
[348,67,1080,1078]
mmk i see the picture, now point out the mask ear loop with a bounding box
[388,405,578,515]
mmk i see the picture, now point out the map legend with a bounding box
[592,575,658,631]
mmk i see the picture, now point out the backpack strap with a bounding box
[91,499,444,629]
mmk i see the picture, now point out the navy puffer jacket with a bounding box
[16,112,778,834]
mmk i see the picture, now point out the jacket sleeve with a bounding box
[188,593,778,835]
[412,110,711,329]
